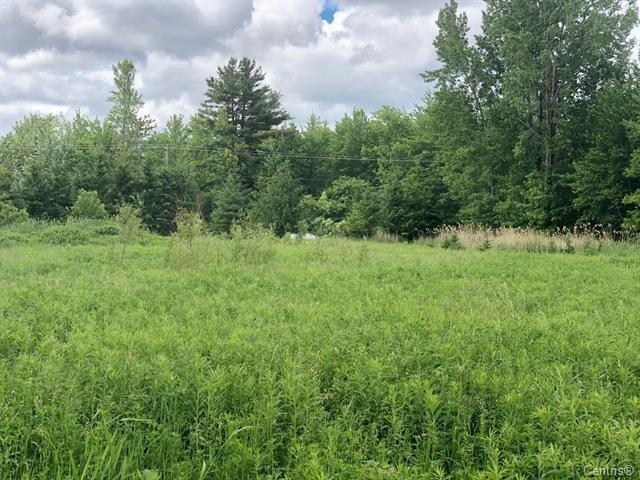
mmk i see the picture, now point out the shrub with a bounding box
[116,204,141,263]
[229,222,276,241]
[0,201,29,226]
[562,236,575,254]
[175,210,203,251]
[338,201,378,237]
[441,233,463,250]
[70,190,107,219]
[166,210,205,269]
[228,223,277,264]
[478,238,492,251]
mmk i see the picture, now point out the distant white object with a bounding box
[289,232,316,240]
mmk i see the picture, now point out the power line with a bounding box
[8,141,431,164]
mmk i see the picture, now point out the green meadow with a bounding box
[0,222,639,479]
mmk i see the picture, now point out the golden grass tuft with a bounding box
[432,224,633,253]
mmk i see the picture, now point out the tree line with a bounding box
[2,0,640,237]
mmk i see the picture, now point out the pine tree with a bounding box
[301,114,334,194]
[142,165,184,235]
[199,57,290,148]
[251,157,302,236]
[210,168,246,234]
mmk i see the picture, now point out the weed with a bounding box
[1,222,639,479]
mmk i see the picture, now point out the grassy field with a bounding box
[0,222,639,479]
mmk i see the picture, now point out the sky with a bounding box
[0,0,634,135]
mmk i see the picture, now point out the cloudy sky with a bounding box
[0,0,633,135]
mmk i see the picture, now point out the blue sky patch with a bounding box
[320,0,338,23]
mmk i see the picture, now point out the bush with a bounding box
[116,204,142,263]
[562,236,575,254]
[338,201,378,237]
[166,210,205,269]
[478,238,492,251]
[70,190,107,219]
[0,201,29,226]
[175,210,203,249]
[228,223,277,264]
[441,233,463,250]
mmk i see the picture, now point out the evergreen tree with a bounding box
[199,57,289,148]
[210,168,246,234]
[251,157,302,236]
[142,165,184,235]
[301,114,335,194]
[198,58,290,186]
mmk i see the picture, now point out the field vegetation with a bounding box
[3,0,640,478]
[1,220,639,479]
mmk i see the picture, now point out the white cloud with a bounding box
[253,4,441,122]
[227,0,325,52]
[0,101,75,116]
[5,49,57,70]
[141,94,197,129]
[1,0,638,134]
[0,101,86,134]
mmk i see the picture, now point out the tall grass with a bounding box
[375,224,636,254]
[432,224,629,253]
[0,221,639,479]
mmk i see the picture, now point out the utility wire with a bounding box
[9,141,431,164]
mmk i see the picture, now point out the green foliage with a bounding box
[562,236,575,254]
[228,223,278,263]
[175,210,203,243]
[198,57,290,148]
[441,232,463,249]
[331,108,371,178]
[70,189,108,219]
[141,166,186,235]
[116,203,142,262]
[0,114,74,219]
[210,169,246,234]
[1,226,639,478]
[106,59,155,147]
[138,470,161,480]
[250,158,302,236]
[165,210,205,269]
[296,194,323,234]
[0,220,121,247]
[422,0,639,229]
[338,200,378,237]
[299,114,334,194]
[4,36,640,238]
[0,200,29,226]
[623,106,640,230]
[478,237,492,251]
